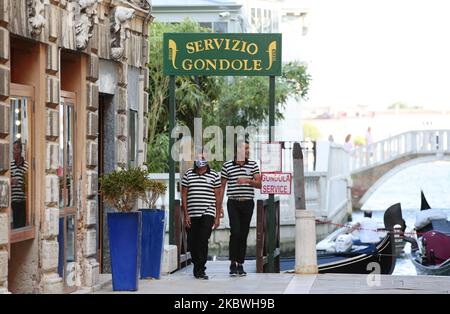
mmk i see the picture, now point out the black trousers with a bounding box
[187,215,214,275]
[227,199,254,264]
[12,201,26,229]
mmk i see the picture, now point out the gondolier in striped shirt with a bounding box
[181,153,221,280]
[10,140,29,228]
[221,140,261,276]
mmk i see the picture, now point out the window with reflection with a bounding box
[58,101,75,209]
[10,96,31,229]
[57,94,77,292]
[128,109,138,167]
[213,22,228,33]
[66,215,76,287]
[199,22,212,30]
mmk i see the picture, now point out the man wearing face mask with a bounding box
[181,154,221,280]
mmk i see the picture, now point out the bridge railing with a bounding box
[325,144,350,221]
[304,143,350,220]
[350,129,450,172]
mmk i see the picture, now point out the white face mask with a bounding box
[195,160,208,168]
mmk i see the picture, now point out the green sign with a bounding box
[163,33,282,76]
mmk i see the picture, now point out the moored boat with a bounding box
[308,204,403,274]
[317,232,396,274]
[407,191,450,276]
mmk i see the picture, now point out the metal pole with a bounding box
[268,75,275,272]
[169,75,175,245]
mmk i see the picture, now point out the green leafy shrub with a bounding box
[144,180,167,208]
[100,167,148,212]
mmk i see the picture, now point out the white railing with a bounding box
[324,144,350,220]
[350,129,450,173]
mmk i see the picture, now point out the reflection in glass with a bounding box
[128,110,137,167]
[199,22,212,30]
[57,97,77,290]
[66,105,74,207]
[58,103,65,209]
[58,102,75,209]
[66,215,75,287]
[213,22,228,33]
[10,97,30,229]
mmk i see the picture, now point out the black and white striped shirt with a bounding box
[11,159,29,202]
[221,159,260,200]
[181,167,221,218]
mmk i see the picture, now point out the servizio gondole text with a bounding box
[182,38,263,71]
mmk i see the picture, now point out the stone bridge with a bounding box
[350,130,450,208]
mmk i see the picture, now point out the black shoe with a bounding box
[237,264,247,276]
[195,272,209,280]
[229,262,238,277]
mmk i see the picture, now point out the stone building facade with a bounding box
[0,0,151,293]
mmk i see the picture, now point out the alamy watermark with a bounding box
[366,262,381,287]
[170,118,280,161]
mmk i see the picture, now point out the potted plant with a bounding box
[140,178,167,279]
[100,167,148,291]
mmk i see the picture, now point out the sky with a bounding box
[303,0,450,109]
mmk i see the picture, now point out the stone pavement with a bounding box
[92,260,450,294]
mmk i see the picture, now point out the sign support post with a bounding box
[267,76,276,272]
[169,75,176,245]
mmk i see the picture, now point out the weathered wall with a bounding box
[1,0,151,293]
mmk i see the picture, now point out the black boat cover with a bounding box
[384,203,406,232]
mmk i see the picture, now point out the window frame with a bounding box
[58,91,78,294]
[10,83,35,243]
[128,109,138,168]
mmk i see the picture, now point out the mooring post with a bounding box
[293,142,318,274]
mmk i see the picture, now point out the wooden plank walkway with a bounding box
[93,261,450,294]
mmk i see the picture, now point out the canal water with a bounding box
[276,161,450,275]
[356,160,450,275]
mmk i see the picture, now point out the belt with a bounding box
[228,198,253,202]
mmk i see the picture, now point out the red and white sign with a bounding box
[261,173,292,195]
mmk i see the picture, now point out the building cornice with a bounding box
[109,0,151,19]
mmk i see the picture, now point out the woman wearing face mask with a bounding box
[181,155,222,280]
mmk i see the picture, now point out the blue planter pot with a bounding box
[140,209,166,279]
[108,211,141,291]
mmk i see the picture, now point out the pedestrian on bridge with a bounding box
[344,134,354,152]
[365,127,374,160]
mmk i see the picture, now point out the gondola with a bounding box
[316,204,402,274]
[411,249,450,276]
[280,203,406,275]
[280,232,396,274]
[317,232,396,274]
[281,204,400,274]
[407,191,450,276]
